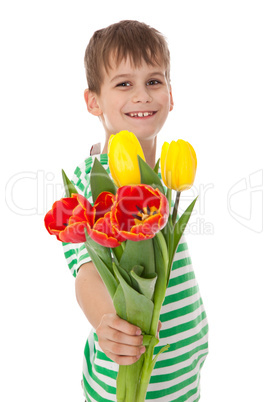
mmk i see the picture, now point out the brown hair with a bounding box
[84,20,170,94]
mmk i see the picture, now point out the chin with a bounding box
[124,125,159,140]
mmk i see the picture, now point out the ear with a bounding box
[84,89,103,116]
[169,86,174,112]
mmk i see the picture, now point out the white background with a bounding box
[1,1,267,401]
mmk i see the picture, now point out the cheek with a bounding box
[103,94,124,114]
[160,92,172,114]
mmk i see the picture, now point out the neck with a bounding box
[139,137,157,169]
[102,135,157,169]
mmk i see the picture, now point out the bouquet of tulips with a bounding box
[44,131,197,402]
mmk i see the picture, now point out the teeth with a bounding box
[129,112,153,117]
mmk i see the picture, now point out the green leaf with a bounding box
[130,267,157,300]
[153,158,160,174]
[84,233,113,273]
[128,265,144,293]
[150,234,168,336]
[111,244,124,264]
[62,169,78,197]
[113,262,132,287]
[119,239,155,276]
[172,196,198,259]
[113,284,127,320]
[90,158,117,203]
[113,264,154,334]
[152,344,170,367]
[142,334,154,346]
[84,231,117,298]
[131,264,144,277]
[138,155,165,194]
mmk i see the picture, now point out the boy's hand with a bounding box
[96,313,146,365]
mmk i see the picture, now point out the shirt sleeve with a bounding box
[62,153,110,278]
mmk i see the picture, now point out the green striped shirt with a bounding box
[62,154,208,401]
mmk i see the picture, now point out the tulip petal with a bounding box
[160,139,197,192]
[59,222,89,243]
[44,194,94,242]
[175,140,197,191]
[44,209,56,234]
[88,229,122,247]
[44,197,79,234]
[88,213,123,248]
[166,141,180,190]
[160,142,169,187]
[52,198,79,223]
[111,184,169,243]
[108,131,145,187]
[94,192,116,221]
[73,194,95,226]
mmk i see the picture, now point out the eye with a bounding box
[147,79,161,86]
[116,82,131,87]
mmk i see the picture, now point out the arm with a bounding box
[75,261,146,365]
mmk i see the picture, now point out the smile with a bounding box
[126,111,156,118]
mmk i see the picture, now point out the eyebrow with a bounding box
[110,74,132,83]
[110,71,165,83]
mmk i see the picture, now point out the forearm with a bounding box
[75,261,115,329]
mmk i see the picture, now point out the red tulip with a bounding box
[44,192,124,247]
[110,185,169,241]
[86,192,125,247]
[44,194,94,243]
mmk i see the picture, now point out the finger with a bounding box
[105,351,143,366]
[157,321,162,332]
[108,327,144,346]
[104,341,146,359]
[108,314,142,336]
[156,321,162,340]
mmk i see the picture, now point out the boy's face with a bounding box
[85,56,173,142]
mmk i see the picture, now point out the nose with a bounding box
[132,85,152,104]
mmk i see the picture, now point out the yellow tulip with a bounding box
[160,139,197,191]
[108,130,146,187]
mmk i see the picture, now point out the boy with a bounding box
[63,20,208,401]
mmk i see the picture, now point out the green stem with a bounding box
[112,242,125,263]
[166,187,172,214]
[172,191,181,225]
[155,231,168,279]
[116,357,144,402]
[135,337,170,401]
[167,216,175,287]
[116,365,127,401]
[135,337,158,401]
[116,337,170,401]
